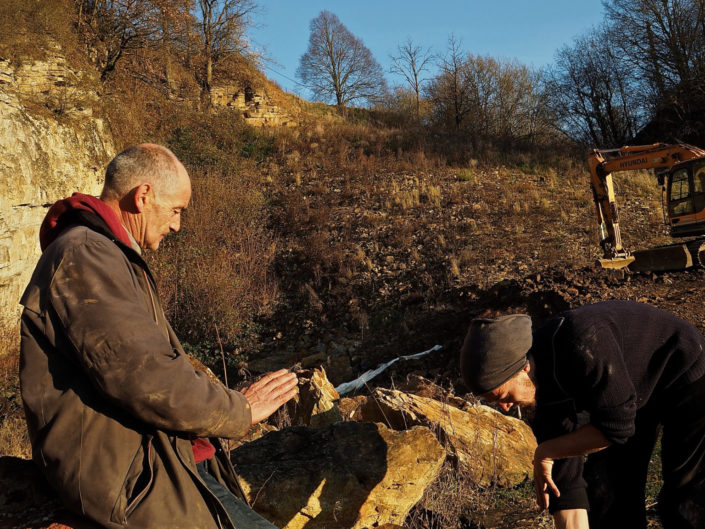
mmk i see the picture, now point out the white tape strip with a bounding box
[334,344,443,395]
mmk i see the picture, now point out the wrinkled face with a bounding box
[143,176,191,250]
[482,369,536,413]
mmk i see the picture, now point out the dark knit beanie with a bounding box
[460,314,532,395]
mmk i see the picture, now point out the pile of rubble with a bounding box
[0,369,536,529]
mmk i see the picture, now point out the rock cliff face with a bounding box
[0,53,114,328]
[211,83,298,127]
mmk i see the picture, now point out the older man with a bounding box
[460,300,705,529]
[20,144,297,529]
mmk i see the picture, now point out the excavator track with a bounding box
[628,238,705,273]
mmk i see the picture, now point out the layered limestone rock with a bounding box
[358,387,536,487]
[2,371,536,528]
[211,84,297,127]
[0,54,113,327]
[231,421,446,529]
[3,422,445,529]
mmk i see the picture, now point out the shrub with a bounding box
[147,140,278,364]
[0,326,30,458]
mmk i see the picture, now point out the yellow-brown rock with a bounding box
[287,367,342,427]
[398,373,478,410]
[231,421,445,529]
[338,395,367,421]
[360,388,536,487]
[211,84,298,127]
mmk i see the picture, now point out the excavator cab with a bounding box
[667,159,705,236]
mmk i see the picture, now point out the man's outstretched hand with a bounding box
[242,369,298,425]
[534,453,560,510]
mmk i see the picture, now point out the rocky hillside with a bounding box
[0,47,303,331]
[0,51,113,328]
[0,35,694,529]
[246,155,700,396]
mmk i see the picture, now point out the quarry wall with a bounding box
[0,53,114,330]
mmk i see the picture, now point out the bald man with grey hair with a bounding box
[101,143,181,202]
[97,143,192,251]
[20,143,297,528]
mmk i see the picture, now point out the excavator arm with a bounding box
[587,143,705,269]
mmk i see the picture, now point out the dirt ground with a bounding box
[251,161,701,528]
[253,162,705,383]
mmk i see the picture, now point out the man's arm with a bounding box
[49,237,259,438]
[534,424,611,529]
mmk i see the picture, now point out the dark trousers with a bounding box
[196,461,278,529]
[583,375,705,529]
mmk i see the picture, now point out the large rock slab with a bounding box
[359,387,536,487]
[231,421,446,529]
[2,422,445,529]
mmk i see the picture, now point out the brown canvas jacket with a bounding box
[20,218,252,529]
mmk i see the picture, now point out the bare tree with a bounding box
[296,10,387,107]
[545,24,642,146]
[153,0,192,95]
[426,36,551,148]
[603,0,705,141]
[196,0,256,107]
[426,36,471,130]
[389,38,433,120]
[605,0,705,99]
[76,0,162,81]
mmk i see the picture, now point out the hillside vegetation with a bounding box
[3,2,705,527]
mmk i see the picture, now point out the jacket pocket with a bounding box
[110,436,155,525]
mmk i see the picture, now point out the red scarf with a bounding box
[39,193,132,251]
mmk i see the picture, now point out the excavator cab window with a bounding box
[693,162,705,213]
[669,168,694,217]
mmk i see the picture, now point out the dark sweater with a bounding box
[529,300,705,508]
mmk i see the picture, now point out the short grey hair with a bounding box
[101,144,180,201]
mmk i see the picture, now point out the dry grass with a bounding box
[0,0,82,63]
[405,461,547,529]
[0,325,30,458]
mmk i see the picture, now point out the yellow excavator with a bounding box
[588,143,705,272]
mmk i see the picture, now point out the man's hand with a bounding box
[242,369,298,425]
[534,447,560,510]
[532,426,610,510]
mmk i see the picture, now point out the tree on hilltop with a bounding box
[426,36,551,148]
[76,0,164,81]
[426,36,472,130]
[546,24,641,146]
[390,38,433,121]
[296,10,386,107]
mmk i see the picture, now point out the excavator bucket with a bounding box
[598,255,635,269]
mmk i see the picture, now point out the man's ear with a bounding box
[522,360,531,374]
[133,183,152,213]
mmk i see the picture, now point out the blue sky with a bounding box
[249,0,607,100]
